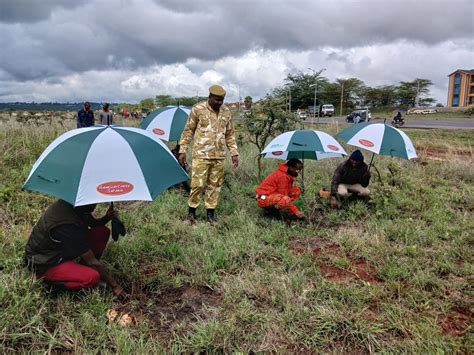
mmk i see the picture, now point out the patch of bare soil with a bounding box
[438,307,472,337]
[117,284,222,340]
[288,237,383,284]
[319,258,382,284]
[419,148,473,162]
[288,237,341,255]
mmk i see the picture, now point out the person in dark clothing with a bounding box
[25,200,127,297]
[394,112,403,122]
[330,150,371,208]
[77,101,95,128]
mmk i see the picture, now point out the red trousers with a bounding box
[41,226,110,291]
[257,187,301,215]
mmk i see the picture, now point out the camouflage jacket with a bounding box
[179,101,239,159]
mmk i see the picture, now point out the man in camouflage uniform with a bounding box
[178,85,239,223]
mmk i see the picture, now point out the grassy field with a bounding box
[0,117,473,353]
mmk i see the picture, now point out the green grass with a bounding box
[0,118,473,352]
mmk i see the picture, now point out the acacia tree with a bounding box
[396,79,435,107]
[139,98,155,112]
[242,96,302,178]
[272,70,330,110]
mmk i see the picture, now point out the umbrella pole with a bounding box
[368,152,375,169]
[368,153,383,183]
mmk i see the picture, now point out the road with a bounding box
[303,116,474,130]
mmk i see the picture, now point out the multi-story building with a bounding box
[447,69,474,107]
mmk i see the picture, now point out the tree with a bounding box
[242,96,303,178]
[272,70,329,111]
[244,96,253,110]
[139,98,155,112]
[334,78,366,113]
[176,96,207,106]
[360,85,397,108]
[396,79,435,107]
[154,95,175,107]
[154,95,206,107]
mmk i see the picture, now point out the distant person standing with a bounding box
[77,101,94,128]
[178,85,239,224]
[99,103,114,125]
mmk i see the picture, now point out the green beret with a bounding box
[209,84,226,97]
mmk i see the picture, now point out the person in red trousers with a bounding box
[255,159,305,220]
[24,199,127,298]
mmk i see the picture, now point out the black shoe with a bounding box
[207,209,217,224]
[187,207,197,224]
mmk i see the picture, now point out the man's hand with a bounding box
[295,210,305,219]
[330,195,339,208]
[178,153,187,167]
[105,206,118,221]
[232,155,239,169]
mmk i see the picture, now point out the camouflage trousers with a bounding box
[188,158,225,209]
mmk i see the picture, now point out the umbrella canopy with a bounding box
[140,105,191,142]
[23,125,188,206]
[392,108,407,113]
[261,130,347,160]
[336,122,417,159]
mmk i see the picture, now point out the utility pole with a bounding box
[314,84,317,126]
[308,67,326,127]
[339,80,344,116]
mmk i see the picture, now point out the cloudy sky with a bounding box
[0,0,473,104]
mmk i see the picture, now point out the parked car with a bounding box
[297,110,307,119]
[346,109,371,123]
[408,108,437,114]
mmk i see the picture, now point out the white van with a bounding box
[320,104,334,117]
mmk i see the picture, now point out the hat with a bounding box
[350,149,364,162]
[209,85,226,97]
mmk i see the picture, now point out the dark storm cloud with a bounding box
[0,0,472,82]
[0,0,89,23]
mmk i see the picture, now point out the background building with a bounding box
[447,69,474,107]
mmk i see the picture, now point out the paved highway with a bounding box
[303,116,474,130]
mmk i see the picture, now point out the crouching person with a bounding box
[330,150,371,208]
[256,159,305,220]
[24,199,127,298]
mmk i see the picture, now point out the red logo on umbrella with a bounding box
[327,144,339,151]
[358,139,374,147]
[97,181,134,195]
[152,128,165,135]
[272,151,284,156]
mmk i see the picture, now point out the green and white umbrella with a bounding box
[23,125,188,206]
[261,130,346,191]
[140,105,191,142]
[336,122,417,160]
[261,130,347,160]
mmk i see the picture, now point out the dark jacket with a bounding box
[77,109,94,128]
[24,200,104,273]
[331,160,371,195]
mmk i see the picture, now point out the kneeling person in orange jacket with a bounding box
[255,159,304,219]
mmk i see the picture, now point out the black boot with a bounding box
[207,209,217,224]
[187,207,197,224]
